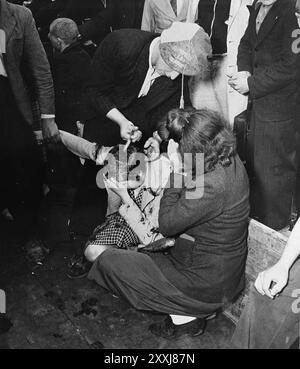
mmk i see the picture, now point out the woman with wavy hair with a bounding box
[87,108,250,339]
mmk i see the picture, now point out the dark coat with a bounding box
[155,156,250,304]
[110,0,145,30]
[0,0,55,125]
[238,0,299,121]
[52,42,91,130]
[84,29,191,140]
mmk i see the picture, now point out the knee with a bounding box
[84,244,108,262]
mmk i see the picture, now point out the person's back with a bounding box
[49,18,91,132]
[53,43,91,130]
[157,109,250,304]
[166,155,250,303]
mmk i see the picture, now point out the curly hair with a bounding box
[165,109,237,176]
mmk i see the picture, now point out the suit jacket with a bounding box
[0,0,55,126]
[238,0,299,121]
[84,29,191,136]
[158,156,250,303]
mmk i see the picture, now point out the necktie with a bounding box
[170,0,177,16]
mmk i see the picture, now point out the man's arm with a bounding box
[255,219,300,299]
[23,7,59,142]
[86,32,141,141]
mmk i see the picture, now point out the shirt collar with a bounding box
[0,29,5,54]
[149,37,161,72]
[255,0,277,9]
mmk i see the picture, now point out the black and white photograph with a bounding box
[0,0,300,352]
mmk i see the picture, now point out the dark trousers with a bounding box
[247,111,298,230]
[0,76,43,240]
[231,259,300,349]
[88,248,223,317]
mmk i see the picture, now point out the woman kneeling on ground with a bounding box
[87,108,250,339]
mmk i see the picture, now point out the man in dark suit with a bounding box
[0,0,58,247]
[229,0,299,230]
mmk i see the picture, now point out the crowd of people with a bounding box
[0,0,300,347]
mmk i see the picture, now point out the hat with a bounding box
[159,22,212,76]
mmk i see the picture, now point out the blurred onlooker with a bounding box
[141,0,196,33]
[189,0,253,125]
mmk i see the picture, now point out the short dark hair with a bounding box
[164,109,236,176]
[49,18,79,45]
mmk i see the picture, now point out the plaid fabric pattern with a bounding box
[87,188,144,249]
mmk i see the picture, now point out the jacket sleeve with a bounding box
[237,20,253,74]
[158,173,225,237]
[141,0,155,32]
[23,7,55,115]
[247,11,298,98]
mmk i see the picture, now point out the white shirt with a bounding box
[138,37,162,98]
[0,29,7,77]
[141,0,190,34]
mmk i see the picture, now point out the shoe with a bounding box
[149,316,206,339]
[67,254,92,279]
[24,239,50,265]
[0,314,13,334]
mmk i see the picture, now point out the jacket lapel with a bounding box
[0,0,17,45]
[256,0,282,46]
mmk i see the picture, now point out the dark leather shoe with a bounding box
[0,314,13,334]
[149,316,206,339]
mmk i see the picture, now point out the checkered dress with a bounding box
[87,189,144,250]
